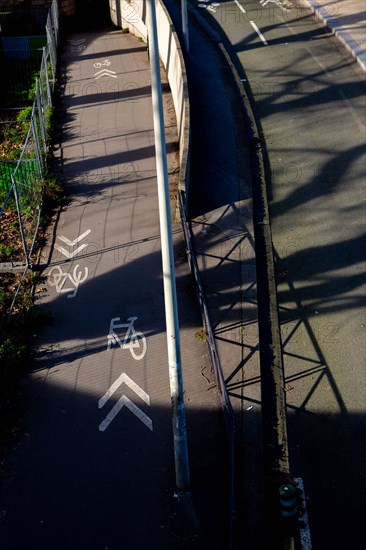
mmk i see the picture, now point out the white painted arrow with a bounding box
[68,39,85,45]
[55,229,91,259]
[58,229,91,246]
[94,69,117,79]
[98,373,152,432]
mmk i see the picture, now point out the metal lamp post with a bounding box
[146,0,190,490]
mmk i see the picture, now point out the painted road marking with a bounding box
[68,39,85,46]
[260,0,290,9]
[304,47,365,135]
[93,59,112,69]
[249,21,269,45]
[55,229,91,259]
[234,0,269,45]
[98,373,152,432]
[68,38,86,53]
[94,68,117,80]
[99,372,150,408]
[107,316,147,360]
[47,264,88,298]
[338,90,365,134]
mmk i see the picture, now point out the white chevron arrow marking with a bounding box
[55,229,91,259]
[68,39,85,45]
[54,244,88,259]
[58,229,91,246]
[98,373,152,432]
[94,68,117,79]
[99,395,152,432]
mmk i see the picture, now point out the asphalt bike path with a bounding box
[0,28,229,549]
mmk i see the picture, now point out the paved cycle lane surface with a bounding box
[0,28,228,549]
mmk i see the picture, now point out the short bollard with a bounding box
[279,484,298,518]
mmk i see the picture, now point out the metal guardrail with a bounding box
[179,190,236,550]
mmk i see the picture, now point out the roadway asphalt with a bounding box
[185,0,365,548]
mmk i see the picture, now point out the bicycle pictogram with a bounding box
[107,316,147,360]
[47,264,88,298]
[93,59,112,69]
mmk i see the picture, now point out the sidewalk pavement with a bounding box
[304,0,366,71]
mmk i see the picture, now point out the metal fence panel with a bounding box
[0,0,60,320]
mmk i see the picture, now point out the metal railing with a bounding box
[179,190,236,550]
[0,0,60,319]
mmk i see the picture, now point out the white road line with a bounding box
[305,47,365,134]
[339,90,366,134]
[234,0,246,13]
[234,0,268,46]
[234,0,269,46]
[250,21,269,46]
[305,47,333,78]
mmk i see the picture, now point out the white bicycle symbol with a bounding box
[107,316,147,360]
[93,59,111,69]
[47,264,88,298]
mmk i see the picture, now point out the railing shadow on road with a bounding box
[173,3,366,548]
[60,84,153,108]
[62,45,147,64]
[33,201,260,546]
[183,200,264,548]
[273,228,365,415]
[35,246,180,346]
[0,375,233,549]
[34,227,259,371]
[192,0,366,57]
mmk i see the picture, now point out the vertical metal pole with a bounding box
[146,0,190,489]
[181,0,189,53]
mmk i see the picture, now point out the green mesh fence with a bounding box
[0,0,60,319]
[0,37,48,108]
[0,160,38,194]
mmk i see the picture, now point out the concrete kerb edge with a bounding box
[304,0,366,72]
[187,0,291,471]
[218,42,297,549]
[186,3,296,541]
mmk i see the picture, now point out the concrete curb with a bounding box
[217,41,294,550]
[183,4,295,547]
[188,0,291,470]
[304,0,366,72]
